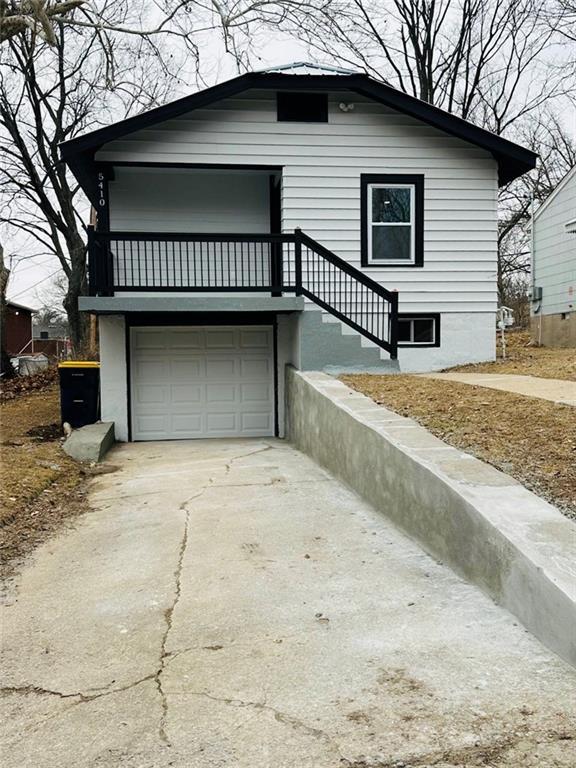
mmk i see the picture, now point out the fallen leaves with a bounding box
[0,366,59,402]
[0,384,88,579]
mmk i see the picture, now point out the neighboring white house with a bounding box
[531,165,576,347]
[60,63,536,442]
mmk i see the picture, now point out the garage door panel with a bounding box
[241,412,273,432]
[239,329,270,348]
[240,358,270,378]
[133,330,166,350]
[170,329,204,349]
[135,360,166,378]
[207,383,238,403]
[206,412,238,433]
[241,382,270,402]
[171,359,204,378]
[206,329,236,349]
[206,358,236,378]
[171,384,203,404]
[135,413,169,436]
[135,385,168,405]
[131,325,274,440]
[170,413,204,434]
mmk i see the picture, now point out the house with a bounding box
[32,319,69,358]
[4,300,34,356]
[59,63,536,442]
[530,166,576,347]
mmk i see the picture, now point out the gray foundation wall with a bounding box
[530,312,576,348]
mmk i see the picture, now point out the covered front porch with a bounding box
[87,164,399,359]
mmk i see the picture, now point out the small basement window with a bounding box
[397,314,440,347]
[277,92,328,123]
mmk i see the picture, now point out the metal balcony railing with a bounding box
[87,227,399,358]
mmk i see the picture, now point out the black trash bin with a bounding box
[58,361,101,428]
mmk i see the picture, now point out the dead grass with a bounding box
[341,374,576,520]
[0,384,89,579]
[450,330,576,381]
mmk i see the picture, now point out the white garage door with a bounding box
[131,326,275,440]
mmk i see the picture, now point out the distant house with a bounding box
[32,318,69,358]
[531,166,576,347]
[5,301,34,356]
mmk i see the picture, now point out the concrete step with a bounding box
[321,310,389,359]
[301,310,399,373]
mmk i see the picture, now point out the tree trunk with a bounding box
[63,238,88,355]
[0,243,16,378]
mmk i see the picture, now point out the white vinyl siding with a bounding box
[109,168,270,233]
[97,90,499,313]
[533,171,576,316]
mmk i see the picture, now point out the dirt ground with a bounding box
[451,330,576,380]
[341,374,576,520]
[0,384,90,580]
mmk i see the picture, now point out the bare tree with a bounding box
[0,1,305,351]
[497,114,576,296]
[280,0,575,130]
[34,271,68,321]
[0,3,186,351]
[1,1,85,44]
[0,1,296,61]
[549,0,576,40]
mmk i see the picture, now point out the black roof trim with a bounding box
[60,71,537,201]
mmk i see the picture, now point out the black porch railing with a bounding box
[87,228,398,358]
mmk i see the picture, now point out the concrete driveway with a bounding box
[2,439,575,767]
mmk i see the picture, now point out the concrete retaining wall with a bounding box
[287,369,576,666]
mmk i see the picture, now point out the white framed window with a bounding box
[361,174,424,268]
[368,184,415,264]
[397,314,440,347]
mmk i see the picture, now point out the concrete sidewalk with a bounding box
[1,439,575,767]
[421,371,576,405]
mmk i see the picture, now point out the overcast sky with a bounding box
[4,23,575,311]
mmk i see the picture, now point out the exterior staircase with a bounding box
[297,309,400,374]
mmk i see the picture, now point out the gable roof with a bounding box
[6,300,36,313]
[60,68,538,204]
[533,165,576,220]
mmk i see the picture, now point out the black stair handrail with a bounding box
[296,230,398,358]
[298,231,398,303]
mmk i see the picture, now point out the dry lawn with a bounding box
[0,384,89,579]
[341,374,576,520]
[450,330,576,381]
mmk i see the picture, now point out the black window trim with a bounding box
[361,174,424,268]
[397,312,440,348]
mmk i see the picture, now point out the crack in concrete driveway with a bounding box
[1,438,575,767]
